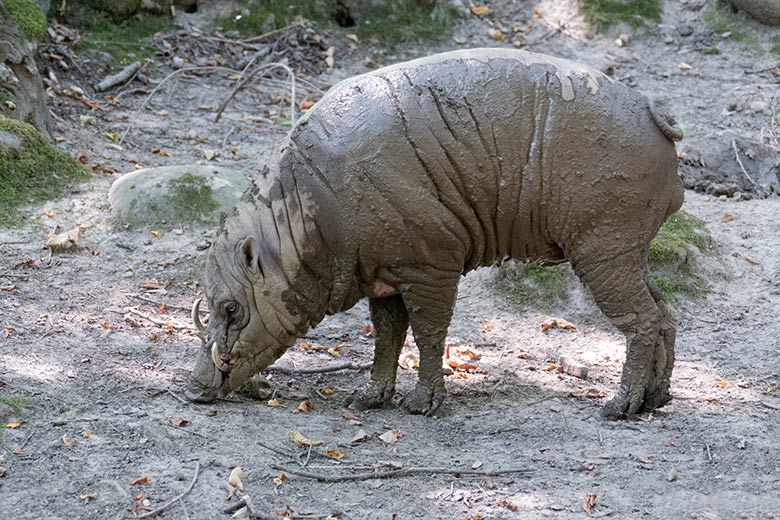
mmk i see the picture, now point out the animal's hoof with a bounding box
[346,382,393,410]
[601,384,673,420]
[400,383,446,416]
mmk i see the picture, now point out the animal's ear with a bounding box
[237,235,263,278]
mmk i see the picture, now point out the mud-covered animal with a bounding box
[185,48,684,419]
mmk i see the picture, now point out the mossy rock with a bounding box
[4,0,46,41]
[0,116,89,226]
[108,165,251,230]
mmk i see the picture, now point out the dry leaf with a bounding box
[744,254,761,265]
[228,466,244,491]
[81,431,91,438]
[497,500,518,511]
[266,399,283,408]
[447,358,478,372]
[488,28,504,41]
[571,388,608,399]
[152,148,171,157]
[44,226,82,251]
[62,433,76,447]
[205,409,218,417]
[583,493,598,515]
[43,207,55,218]
[0,467,5,477]
[721,212,733,222]
[678,62,692,71]
[292,399,314,414]
[79,491,97,501]
[715,380,731,388]
[6,421,20,429]
[350,429,371,444]
[323,47,335,71]
[273,473,287,486]
[635,456,653,464]
[298,94,315,110]
[169,416,190,427]
[150,229,162,238]
[327,345,345,357]
[326,448,346,459]
[340,409,358,421]
[319,387,335,396]
[541,317,578,332]
[378,429,402,444]
[204,149,217,161]
[398,352,419,370]
[12,447,22,455]
[130,476,148,486]
[289,430,323,447]
[471,5,492,15]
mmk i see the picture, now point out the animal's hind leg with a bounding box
[646,276,676,408]
[572,253,676,418]
[347,295,408,410]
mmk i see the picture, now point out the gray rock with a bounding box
[108,165,251,229]
[0,130,22,151]
[727,0,780,25]
[677,25,694,36]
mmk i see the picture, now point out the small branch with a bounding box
[732,138,762,191]
[214,62,296,124]
[271,464,532,483]
[125,308,191,330]
[136,462,200,519]
[266,361,372,375]
[241,22,304,44]
[95,60,146,92]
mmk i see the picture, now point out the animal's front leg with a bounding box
[397,270,459,416]
[347,295,408,410]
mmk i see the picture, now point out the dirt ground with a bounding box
[2,1,780,519]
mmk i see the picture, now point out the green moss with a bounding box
[167,173,219,222]
[703,1,762,49]
[771,36,780,54]
[648,211,711,304]
[649,211,710,265]
[0,116,89,226]
[494,262,574,311]
[579,0,662,30]
[62,3,170,63]
[352,0,461,47]
[216,0,461,47]
[5,0,47,41]
[0,395,36,415]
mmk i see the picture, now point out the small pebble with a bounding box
[667,468,678,482]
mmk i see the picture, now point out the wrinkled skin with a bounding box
[185,48,684,419]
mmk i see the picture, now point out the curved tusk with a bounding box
[211,342,230,373]
[192,298,206,338]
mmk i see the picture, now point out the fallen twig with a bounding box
[266,361,372,375]
[136,461,200,519]
[124,307,191,330]
[241,22,304,44]
[95,60,146,92]
[214,62,296,124]
[732,138,762,192]
[271,464,532,483]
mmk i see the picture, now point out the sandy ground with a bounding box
[1,1,779,519]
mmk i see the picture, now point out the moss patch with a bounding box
[0,116,89,227]
[60,3,170,63]
[216,0,461,47]
[579,0,662,30]
[494,263,575,311]
[648,211,711,304]
[167,173,219,222]
[4,0,46,41]
[703,1,763,49]
[0,395,36,415]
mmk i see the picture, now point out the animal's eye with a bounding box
[225,302,238,314]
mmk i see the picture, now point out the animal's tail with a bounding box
[649,100,684,142]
